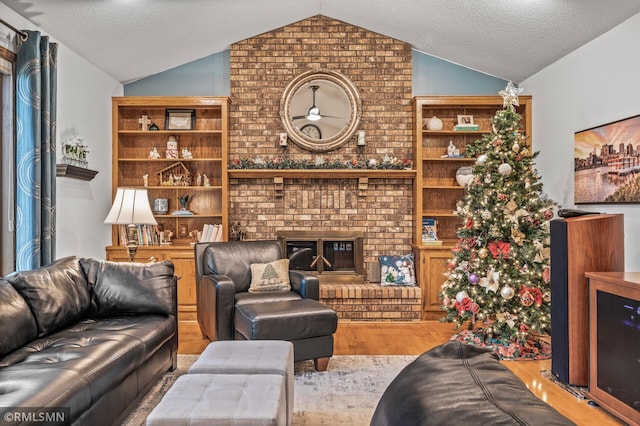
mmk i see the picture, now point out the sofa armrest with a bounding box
[289,270,319,300]
[197,274,236,340]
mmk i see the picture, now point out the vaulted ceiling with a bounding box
[2,0,640,84]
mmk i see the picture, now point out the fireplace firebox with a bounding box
[277,230,364,283]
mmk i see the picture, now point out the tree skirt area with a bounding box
[122,354,417,426]
[450,328,551,360]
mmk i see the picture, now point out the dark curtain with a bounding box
[15,30,57,270]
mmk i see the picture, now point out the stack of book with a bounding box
[422,218,443,245]
[454,124,479,131]
[200,223,224,242]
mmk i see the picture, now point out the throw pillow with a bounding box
[249,259,291,292]
[7,256,91,336]
[379,254,416,286]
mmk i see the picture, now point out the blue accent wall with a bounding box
[412,49,508,95]
[124,50,230,96]
[124,48,506,96]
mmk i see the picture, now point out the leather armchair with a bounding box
[194,240,320,341]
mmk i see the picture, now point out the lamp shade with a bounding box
[104,188,157,225]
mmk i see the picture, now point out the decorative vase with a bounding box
[426,116,443,131]
[456,166,473,186]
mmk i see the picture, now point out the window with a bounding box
[0,45,16,275]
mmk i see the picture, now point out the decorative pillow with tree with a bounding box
[249,259,291,292]
[379,254,416,286]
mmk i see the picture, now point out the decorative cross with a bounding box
[139,115,151,130]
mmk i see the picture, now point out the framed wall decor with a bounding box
[574,114,640,204]
[165,109,195,130]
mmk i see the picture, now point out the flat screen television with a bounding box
[587,273,640,425]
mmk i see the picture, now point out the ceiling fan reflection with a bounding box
[292,85,345,121]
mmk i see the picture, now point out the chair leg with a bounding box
[314,357,330,372]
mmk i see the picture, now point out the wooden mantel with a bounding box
[228,169,415,196]
[227,169,416,179]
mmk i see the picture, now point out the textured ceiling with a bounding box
[2,0,640,84]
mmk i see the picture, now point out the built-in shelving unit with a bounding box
[412,95,532,319]
[107,96,229,323]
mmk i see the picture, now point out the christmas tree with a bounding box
[440,82,555,344]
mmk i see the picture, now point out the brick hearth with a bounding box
[320,283,421,321]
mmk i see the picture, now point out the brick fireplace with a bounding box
[228,16,420,320]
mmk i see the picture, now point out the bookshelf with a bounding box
[107,96,229,322]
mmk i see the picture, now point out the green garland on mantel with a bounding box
[229,156,413,170]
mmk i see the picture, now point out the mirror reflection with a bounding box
[280,69,362,152]
[289,80,351,141]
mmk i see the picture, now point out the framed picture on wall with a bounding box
[574,114,640,203]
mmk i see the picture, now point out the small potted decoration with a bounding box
[62,135,90,168]
[173,194,194,216]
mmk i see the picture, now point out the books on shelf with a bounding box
[200,223,224,242]
[119,224,162,246]
[454,124,479,131]
[171,209,194,216]
[422,218,441,244]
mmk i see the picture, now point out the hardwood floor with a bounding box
[178,320,624,425]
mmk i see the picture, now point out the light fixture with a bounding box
[104,188,157,262]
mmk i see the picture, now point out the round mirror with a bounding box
[280,69,362,152]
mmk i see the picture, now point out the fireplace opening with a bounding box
[277,230,364,283]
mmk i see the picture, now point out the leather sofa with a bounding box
[0,256,178,426]
[371,341,575,426]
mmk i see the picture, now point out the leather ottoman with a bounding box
[371,341,574,426]
[234,298,338,369]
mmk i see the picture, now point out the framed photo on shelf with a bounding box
[457,114,474,125]
[574,113,640,204]
[165,109,195,130]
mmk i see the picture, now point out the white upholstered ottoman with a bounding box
[146,373,286,426]
[188,340,294,426]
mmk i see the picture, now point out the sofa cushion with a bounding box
[80,258,175,317]
[0,279,38,358]
[249,259,291,292]
[0,315,175,423]
[7,256,90,337]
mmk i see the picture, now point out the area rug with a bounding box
[450,328,551,360]
[122,354,417,426]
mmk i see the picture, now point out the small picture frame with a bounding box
[165,109,195,130]
[457,114,474,125]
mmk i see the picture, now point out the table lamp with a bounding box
[104,188,157,261]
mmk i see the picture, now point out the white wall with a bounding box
[523,12,640,270]
[0,3,123,261]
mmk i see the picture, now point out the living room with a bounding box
[1,2,640,425]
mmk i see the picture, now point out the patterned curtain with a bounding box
[15,31,57,271]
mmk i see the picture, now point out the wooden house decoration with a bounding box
[156,161,192,186]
